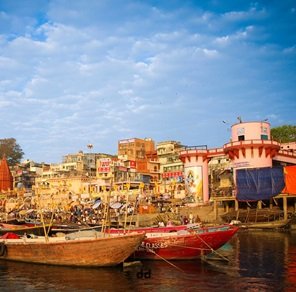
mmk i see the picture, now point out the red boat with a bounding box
[109,223,198,234]
[109,224,239,260]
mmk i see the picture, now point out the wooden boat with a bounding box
[109,224,239,260]
[0,222,51,236]
[50,223,101,234]
[0,232,145,267]
[221,207,292,229]
[221,208,287,223]
[230,218,291,229]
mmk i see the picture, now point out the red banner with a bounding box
[130,161,136,169]
[162,171,183,178]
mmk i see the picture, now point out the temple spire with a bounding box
[0,156,13,192]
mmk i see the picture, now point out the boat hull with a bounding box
[111,224,239,260]
[237,219,291,229]
[0,232,145,267]
[221,208,286,223]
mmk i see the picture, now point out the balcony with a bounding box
[223,139,281,160]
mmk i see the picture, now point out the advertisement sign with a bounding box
[130,160,136,169]
[184,166,203,199]
[98,158,111,173]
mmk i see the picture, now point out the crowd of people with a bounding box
[0,193,200,227]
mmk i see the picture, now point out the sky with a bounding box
[0,0,295,163]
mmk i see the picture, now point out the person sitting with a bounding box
[183,216,189,225]
[166,220,174,227]
[158,221,165,227]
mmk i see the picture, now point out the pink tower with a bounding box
[223,121,280,170]
[179,146,210,203]
[179,120,283,204]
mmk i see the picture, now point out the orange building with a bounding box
[117,138,155,173]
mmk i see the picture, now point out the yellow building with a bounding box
[156,141,184,197]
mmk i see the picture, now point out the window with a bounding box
[261,134,268,140]
[238,135,245,141]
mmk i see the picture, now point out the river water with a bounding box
[0,229,296,291]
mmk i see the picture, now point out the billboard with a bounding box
[184,166,203,199]
[98,158,111,173]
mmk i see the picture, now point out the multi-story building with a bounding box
[62,151,113,176]
[32,151,115,200]
[12,160,44,193]
[118,138,154,168]
[117,138,156,189]
[96,157,118,190]
[156,141,184,196]
[145,148,160,193]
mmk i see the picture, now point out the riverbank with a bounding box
[122,204,220,227]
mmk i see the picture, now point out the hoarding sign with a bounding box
[184,166,203,199]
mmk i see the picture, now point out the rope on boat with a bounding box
[46,202,55,236]
[166,243,212,252]
[145,247,185,272]
[162,242,229,262]
[192,232,230,262]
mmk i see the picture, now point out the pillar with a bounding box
[283,196,288,221]
[214,199,218,221]
[235,199,239,211]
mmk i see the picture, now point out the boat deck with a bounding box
[0,231,139,244]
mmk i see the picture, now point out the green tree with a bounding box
[0,138,24,165]
[271,125,296,143]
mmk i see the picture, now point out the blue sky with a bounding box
[0,0,295,163]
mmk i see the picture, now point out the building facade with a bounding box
[180,121,296,203]
[2,120,295,206]
[156,141,184,196]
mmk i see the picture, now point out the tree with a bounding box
[271,125,296,143]
[0,138,24,166]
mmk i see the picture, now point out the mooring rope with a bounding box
[145,247,185,272]
[192,232,230,262]
[167,243,211,251]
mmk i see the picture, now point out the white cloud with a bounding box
[222,5,267,22]
[0,0,294,162]
[283,45,296,54]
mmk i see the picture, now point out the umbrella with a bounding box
[110,202,122,209]
[92,200,102,209]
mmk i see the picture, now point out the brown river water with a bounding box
[0,229,296,291]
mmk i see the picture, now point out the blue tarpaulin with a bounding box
[236,167,285,201]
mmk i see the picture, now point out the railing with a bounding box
[181,145,208,151]
[278,149,296,157]
[223,139,280,149]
